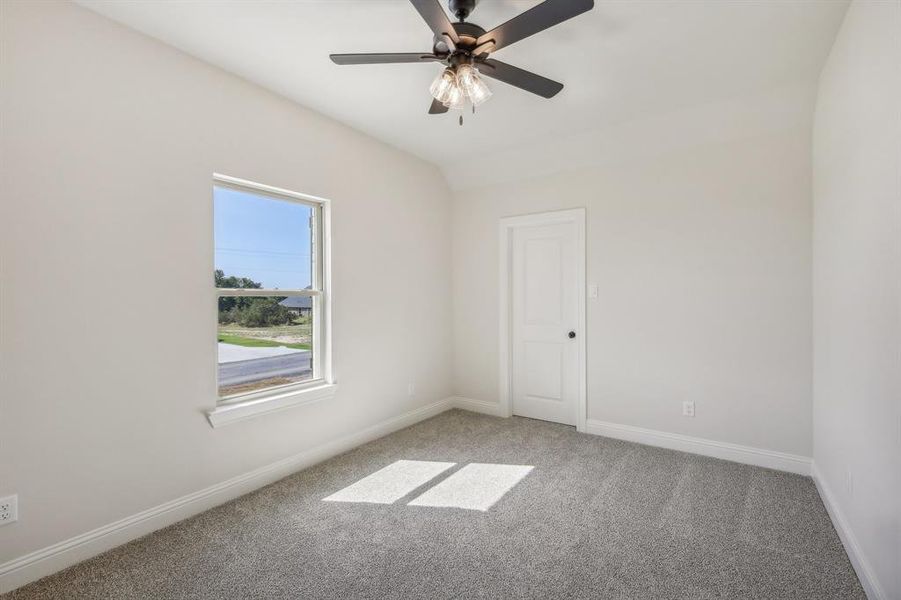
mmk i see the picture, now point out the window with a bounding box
[211,175,331,420]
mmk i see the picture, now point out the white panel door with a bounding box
[511,222,578,426]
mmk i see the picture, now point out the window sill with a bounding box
[206,383,337,428]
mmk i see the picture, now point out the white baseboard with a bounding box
[811,462,887,600]
[0,397,455,594]
[449,396,507,417]
[448,402,811,476]
[584,419,812,475]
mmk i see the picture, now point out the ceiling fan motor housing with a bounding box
[434,21,487,57]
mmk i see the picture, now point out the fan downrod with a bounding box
[448,0,477,22]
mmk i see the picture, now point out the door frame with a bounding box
[498,208,587,432]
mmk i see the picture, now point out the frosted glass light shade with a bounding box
[429,68,457,104]
[443,83,465,109]
[456,64,492,106]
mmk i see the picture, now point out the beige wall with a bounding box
[452,123,814,456]
[0,0,452,567]
[812,1,901,598]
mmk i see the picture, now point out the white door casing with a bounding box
[499,209,586,430]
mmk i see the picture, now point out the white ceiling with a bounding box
[77,0,848,183]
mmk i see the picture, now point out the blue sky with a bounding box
[214,186,312,289]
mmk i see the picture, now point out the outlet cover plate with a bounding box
[0,495,17,525]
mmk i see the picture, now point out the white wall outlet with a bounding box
[407,382,415,397]
[588,284,599,299]
[846,469,853,497]
[682,401,695,417]
[0,495,17,526]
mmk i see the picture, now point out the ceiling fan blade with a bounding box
[476,0,594,52]
[428,98,449,114]
[478,59,563,98]
[330,53,441,65]
[409,0,459,49]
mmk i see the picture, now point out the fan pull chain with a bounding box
[458,103,476,127]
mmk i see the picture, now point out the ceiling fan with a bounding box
[329,0,594,120]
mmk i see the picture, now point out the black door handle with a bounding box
[568,331,576,339]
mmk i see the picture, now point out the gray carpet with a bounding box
[5,410,864,599]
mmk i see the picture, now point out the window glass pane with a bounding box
[214,186,313,291]
[217,295,314,397]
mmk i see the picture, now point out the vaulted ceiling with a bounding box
[77,0,848,187]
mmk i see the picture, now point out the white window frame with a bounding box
[207,174,334,428]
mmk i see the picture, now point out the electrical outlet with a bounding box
[682,401,695,417]
[588,284,599,299]
[0,495,17,526]
[846,470,853,497]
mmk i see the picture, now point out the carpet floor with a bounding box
[4,410,864,599]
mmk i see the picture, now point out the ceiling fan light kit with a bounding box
[330,0,594,120]
[429,62,492,111]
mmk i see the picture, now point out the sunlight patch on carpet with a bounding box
[408,463,534,511]
[323,460,456,504]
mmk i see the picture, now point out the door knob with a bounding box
[568,331,576,339]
